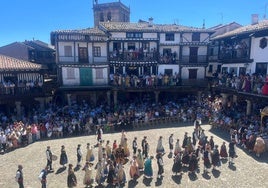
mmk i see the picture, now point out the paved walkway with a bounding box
[1,123,268,188]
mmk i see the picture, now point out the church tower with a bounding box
[93,0,130,27]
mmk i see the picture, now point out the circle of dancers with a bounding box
[34,123,238,188]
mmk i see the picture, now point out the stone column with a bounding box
[66,94,72,106]
[15,101,21,119]
[113,91,118,107]
[92,92,97,106]
[233,95,237,104]
[107,91,111,106]
[154,91,160,104]
[197,91,202,105]
[35,98,45,113]
[221,93,228,107]
[246,100,252,115]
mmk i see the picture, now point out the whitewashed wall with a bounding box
[158,65,179,75]
[181,67,205,79]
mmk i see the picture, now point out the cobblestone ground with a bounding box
[1,123,268,188]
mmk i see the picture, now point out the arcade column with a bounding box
[113,91,118,107]
[66,94,72,106]
[197,91,202,105]
[233,95,238,104]
[154,91,160,103]
[221,93,229,107]
[107,91,111,106]
[15,101,21,119]
[246,100,252,115]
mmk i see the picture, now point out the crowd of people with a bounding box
[212,72,268,95]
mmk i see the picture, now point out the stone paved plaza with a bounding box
[1,123,268,188]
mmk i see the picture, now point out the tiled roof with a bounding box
[213,20,268,39]
[0,54,43,71]
[99,22,214,33]
[51,27,106,36]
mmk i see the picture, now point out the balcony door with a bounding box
[189,47,198,63]
[189,69,197,79]
[78,47,88,63]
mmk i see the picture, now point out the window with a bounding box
[66,68,75,79]
[165,33,174,41]
[127,43,135,50]
[78,47,88,63]
[259,37,267,49]
[96,68,104,79]
[93,47,101,57]
[64,46,72,57]
[126,32,142,38]
[192,33,200,42]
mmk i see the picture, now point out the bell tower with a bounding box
[93,0,130,27]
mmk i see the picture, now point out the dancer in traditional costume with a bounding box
[76,144,82,167]
[172,152,182,175]
[219,141,228,159]
[105,140,112,159]
[120,130,127,146]
[67,164,77,188]
[211,145,221,169]
[188,152,198,174]
[116,162,126,185]
[107,163,116,185]
[113,140,117,151]
[60,145,68,167]
[132,137,138,155]
[144,156,153,178]
[95,160,106,186]
[98,141,104,162]
[141,136,147,157]
[46,146,53,171]
[86,143,95,162]
[129,156,140,179]
[182,132,188,148]
[228,139,237,165]
[115,145,125,164]
[174,139,182,156]
[156,136,165,153]
[82,162,93,187]
[169,134,174,154]
[136,149,144,170]
[123,138,130,158]
[156,152,164,178]
[203,147,211,173]
[181,148,190,166]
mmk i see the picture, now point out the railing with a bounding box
[0,86,44,96]
[109,51,158,61]
[181,55,207,64]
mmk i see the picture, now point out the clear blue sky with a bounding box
[0,0,267,47]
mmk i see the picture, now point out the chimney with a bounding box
[148,17,153,27]
[251,14,259,25]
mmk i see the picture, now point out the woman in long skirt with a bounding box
[116,162,126,185]
[129,156,140,179]
[174,139,182,156]
[82,162,93,187]
[220,141,228,159]
[123,138,130,158]
[60,145,68,167]
[188,152,198,174]
[144,156,153,178]
[172,153,182,175]
[181,148,190,166]
[86,143,95,162]
[203,148,211,172]
[95,160,105,186]
[107,163,116,185]
[67,164,77,188]
[211,145,221,169]
[229,139,237,164]
[136,149,144,170]
[156,136,165,153]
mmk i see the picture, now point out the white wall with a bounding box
[158,65,179,75]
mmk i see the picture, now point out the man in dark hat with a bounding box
[132,137,138,155]
[156,152,164,178]
[46,146,53,172]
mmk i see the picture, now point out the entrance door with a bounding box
[189,69,197,79]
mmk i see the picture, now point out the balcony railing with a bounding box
[219,48,250,62]
[109,51,158,62]
[181,55,207,64]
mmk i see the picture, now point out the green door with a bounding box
[80,67,93,86]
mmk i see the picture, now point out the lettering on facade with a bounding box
[57,34,106,42]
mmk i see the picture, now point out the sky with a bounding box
[0,0,268,47]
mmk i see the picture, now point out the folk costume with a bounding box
[228,140,237,164]
[253,136,266,157]
[182,132,188,148]
[107,164,116,185]
[116,163,126,184]
[203,149,211,172]
[123,138,130,157]
[46,146,53,171]
[141,136,147,157]
[220,142,228,159]
[169,134,174,154]
[82,162,93,187]
[156,153,164,178]
[156,136,165,153]
[174,139,182,156]
[86,144,95,162]
[77,144,82,166]
[144,156,153,178]
[188,153,198,173]
[211,145,221,168]
[132,137,138,155]
[15,165,24,188]
[136,149,144,170]
[115,145,125,164]
[172,153,182,175]
[129,157,140,179]
[105,141,112,158]
[67,164,77,188]
[60,145,68,167]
